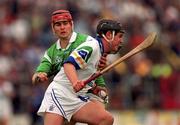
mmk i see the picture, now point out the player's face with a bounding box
[53,20,72,39]
[111,32,124,54]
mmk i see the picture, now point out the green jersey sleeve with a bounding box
[36,43,56,74]
[95,76,106,87]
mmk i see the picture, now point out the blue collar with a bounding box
[96,36,104,55]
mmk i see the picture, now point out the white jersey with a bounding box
[38,35,104,121]
[53,35,102,94]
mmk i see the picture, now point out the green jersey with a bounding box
[36,32,105,87]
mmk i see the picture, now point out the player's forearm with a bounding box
[64,63,79,86]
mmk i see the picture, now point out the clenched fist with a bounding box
[32,72,48,85]
[73,80,85,92]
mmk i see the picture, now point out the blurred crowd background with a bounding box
[0,0,179,125]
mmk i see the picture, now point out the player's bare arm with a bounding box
[64,63,85,92]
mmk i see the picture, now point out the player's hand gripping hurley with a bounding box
[84,32,157,85]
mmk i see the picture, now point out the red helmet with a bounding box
[51,10,72,24]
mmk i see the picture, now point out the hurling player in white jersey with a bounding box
[32,9,108,125]
[37,18,125,125]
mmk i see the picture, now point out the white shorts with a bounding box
[37,81,89,121]
[85,93,104,103]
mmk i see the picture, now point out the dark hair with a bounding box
[96,19,125,37]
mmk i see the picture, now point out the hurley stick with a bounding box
[84,32,157,85]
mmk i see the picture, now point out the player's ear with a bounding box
[106,31,112,39]
[71,21,74,31]
[51,24,56,35]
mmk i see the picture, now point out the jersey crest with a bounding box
[55,56,63,64]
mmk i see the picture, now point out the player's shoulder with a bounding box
[77,32,88,38]
[86,35,98,43]
[75,32,94,40]
[74,32,99,50]
[86,36,99,50]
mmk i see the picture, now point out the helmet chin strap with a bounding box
[102,31,115,54]
[102,30,115,42]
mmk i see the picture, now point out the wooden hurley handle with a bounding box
[84,71,102,85]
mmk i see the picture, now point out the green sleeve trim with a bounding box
[63,33,88,61]
[77,46,93,62]
[72,33,88,47]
